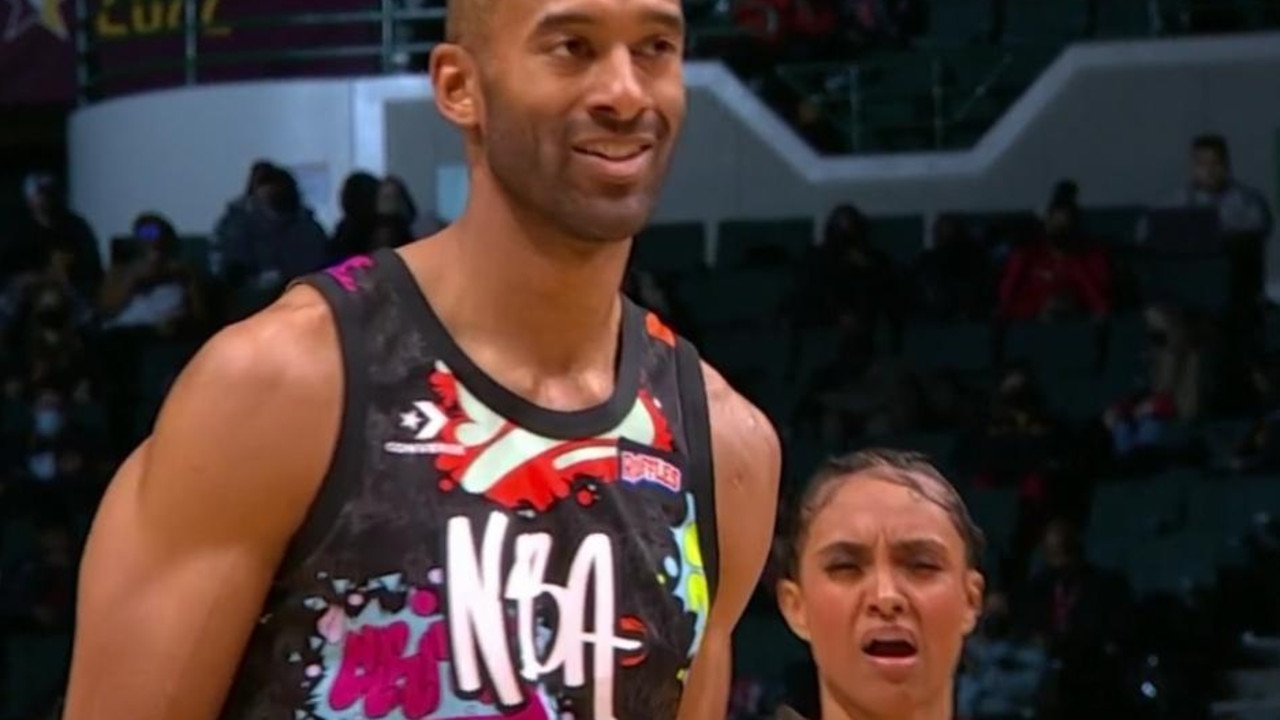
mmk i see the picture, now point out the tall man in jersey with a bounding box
[63,0,781,719]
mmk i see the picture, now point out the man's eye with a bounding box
[638,38,679,57]
[552,37,592,59]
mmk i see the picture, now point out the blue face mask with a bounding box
[33,408,64,439]
[28,451,57,482]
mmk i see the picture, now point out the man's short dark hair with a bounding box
[1192,134,1230,164]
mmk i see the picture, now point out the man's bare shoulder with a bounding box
[190,284,339,395]
[700,360,782,495]
[134,284,343,514]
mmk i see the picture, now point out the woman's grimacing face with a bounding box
[777,474,984,717]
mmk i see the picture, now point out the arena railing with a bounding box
[770,0,1280,154]
[70,0,774,104]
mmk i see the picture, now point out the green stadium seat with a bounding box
[633,222,706,275]
[923,0,994,46]
[1134,252,1231,312]
[1004,319,1098,374]
[870,214,926,266]
[699,326,790,385]
[1097,0,1156,37]
[1089,471,1194,543]
[677,269,793,329]
[1126,529,1218,596]
[732,612,809,682]
[1005,0,1092,42]
[1083,205,1145,244]
[2,634,72,720]
[961,486,1019,556]
[903,320,991,372]
[793,327,842,384]
[717,218,814,268]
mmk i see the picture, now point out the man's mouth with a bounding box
[572,141,653,162]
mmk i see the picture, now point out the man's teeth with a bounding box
[581,144,644,160]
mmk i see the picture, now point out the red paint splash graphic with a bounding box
[428,367,674,513]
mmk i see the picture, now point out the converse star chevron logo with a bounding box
[400,400,448,440]
[384,399,463,456]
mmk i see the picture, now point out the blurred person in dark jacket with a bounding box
[327,171,381,261]
[1020,519,1132,720]
[956,589,1048,720]
[791,204,904,371]
[0,519,77,720]
[913,213,993,321]
[2,173,103,301]
[218,165,329,290]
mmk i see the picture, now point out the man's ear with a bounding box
[961,570,985,636]
[429,43,482,131]
[777,579,811,643]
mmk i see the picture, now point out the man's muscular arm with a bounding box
[678,364,782,720]
[63,287,341,720]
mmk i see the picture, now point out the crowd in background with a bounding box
[0,125,1276,719]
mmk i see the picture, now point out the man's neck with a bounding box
[404,177,632,401]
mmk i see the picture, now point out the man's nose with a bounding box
[587,45,649,123]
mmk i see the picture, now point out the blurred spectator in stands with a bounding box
[849,0,927,46]
[1,173,103,302]
[1137,135,1271,245]
[955,363,1076,570]
[1022,518,1132,720]
[20,278,88,392]
[999,200,1112,323]
[213,159,275,268]
[328,170,380,261]
[793,94,850,155]
[1143,135,1272,411]
[956,589,1049,720]
[368,213,416,252]
[790,203,904,370]
[219,165,329,292]
[376,175,419,235]
[98,214,208,453]
[99,213,206,338]
[0,519,76,720]
[1228,360,1280,473]
[801,357,923,443]
[913,213,993,320]
[734,0,847,62]
[1103,303,1203,473]
[1137,135,1271,314]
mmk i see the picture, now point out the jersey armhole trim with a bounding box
[276,273,368,579]
[674,337,719,606]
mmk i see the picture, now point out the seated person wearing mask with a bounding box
[772,449,985,720]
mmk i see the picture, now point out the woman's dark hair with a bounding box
[245,160,276,196]
[259,165,303,215]
[381,175,419,225]
[340,171,380,219]
[132,212,179,251]
[771,449,986,586]
[823,203,870,249]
